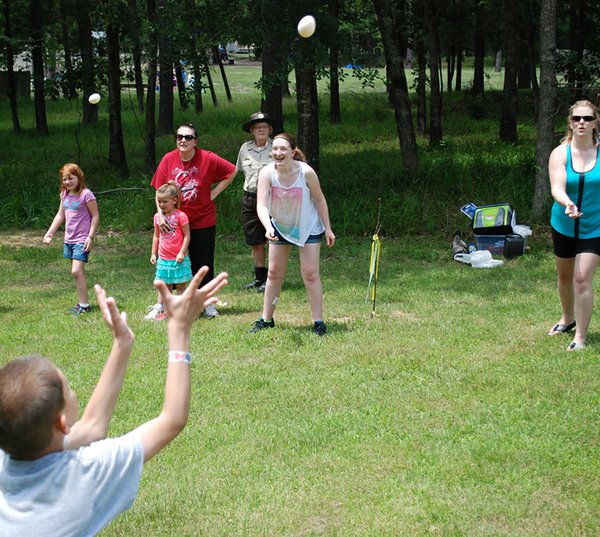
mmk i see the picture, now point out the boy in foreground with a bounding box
[0,267,228,536]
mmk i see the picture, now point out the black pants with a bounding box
[189,226,216,287]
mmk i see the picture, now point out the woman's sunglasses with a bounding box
[176,134,196,141]
[570,115,596,122]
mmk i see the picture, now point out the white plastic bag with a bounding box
[453,250,503,268]
[513,224,532,237]
[454,252,474,264]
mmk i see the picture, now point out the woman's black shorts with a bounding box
[551,227,600,258]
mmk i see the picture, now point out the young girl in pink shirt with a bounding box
[43,163,99,315]
[145,181,192,320]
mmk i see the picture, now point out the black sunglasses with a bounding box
[176,134,196,141]
[570,115,596,122]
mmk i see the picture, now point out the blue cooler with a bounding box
[472,202,516,256]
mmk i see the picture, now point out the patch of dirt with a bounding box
[0,230,43,247]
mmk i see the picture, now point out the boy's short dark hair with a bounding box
[0,355,65,459]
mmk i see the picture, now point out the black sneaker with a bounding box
[250,318,275,333]
[68,304,91,316]
[244,267,267,291]
[313,321,327,336]
[243,278,260,290]
[243,278,267,291]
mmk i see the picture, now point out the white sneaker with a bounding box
[204,304,219,319]
[144,303,164,320]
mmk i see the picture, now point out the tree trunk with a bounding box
[532,0,557,221]
[472,3,485,96]
[518,54,531,89]
[157,0,173,135]
[144,0,157,171]
[106,19,129,176]
[128,0,144,113]
[416,37,427,135]
[58,0,76,101]
[329,0,341,124]
[3,0,20,132]
[455,48,462,92]
[427,2,443,146]
[261,34,284,134]
[569,0,585,97]
[212,45,232,103]
[295,38,320,172]
[372,0,419,177]
[30,0,48,134]
[517,5,531,91]
[526,0,539,103]
[413,0,427,135]
[446,47,454,93]
[192,51,203,114]
[499,0,519,143]
[329,54,341,125]
[204,62,218,106]
[76,2,97,124]
[282,72,291,98]
[175,63,187,108]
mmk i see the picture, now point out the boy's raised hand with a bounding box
[155,267,228,327]
[66,285,135,450]
[135,268,228,462]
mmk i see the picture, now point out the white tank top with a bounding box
[269,162,324,246]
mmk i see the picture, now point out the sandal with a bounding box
[547,321,576,336]
[566,341,586,352]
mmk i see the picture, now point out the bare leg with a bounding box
[299,242,323,321]
[570,252,600,347]
[175,282,188,294]
[251,243,266,268]
[71,259,88,305]
[261,243,291,320]
[549,256,575,333]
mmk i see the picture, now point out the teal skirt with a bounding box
[155,256,192,284]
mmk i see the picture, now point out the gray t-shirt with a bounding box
[0,432,144,537]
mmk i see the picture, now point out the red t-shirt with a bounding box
[151,148,235,229]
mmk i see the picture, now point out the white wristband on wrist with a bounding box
[168,351,192,364]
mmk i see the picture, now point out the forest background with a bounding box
[2,0,600,236]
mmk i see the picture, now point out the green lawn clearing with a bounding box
[0,231,598,536]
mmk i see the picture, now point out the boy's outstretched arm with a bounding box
[135,267,228,462]
[65,285,135,449]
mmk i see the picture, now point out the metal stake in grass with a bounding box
[367,197,382,317]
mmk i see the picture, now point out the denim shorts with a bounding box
[63,242,89,262]
[271,230,324,246]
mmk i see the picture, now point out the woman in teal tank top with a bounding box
[548,100,600,351]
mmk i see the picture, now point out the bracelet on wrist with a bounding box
[168,351,192,364]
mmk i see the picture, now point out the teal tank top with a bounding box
[550,145,600,238]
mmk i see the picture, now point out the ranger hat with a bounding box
[242,112,274,132]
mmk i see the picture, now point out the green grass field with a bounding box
[0,230,598,536]
[1,59,598,535]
